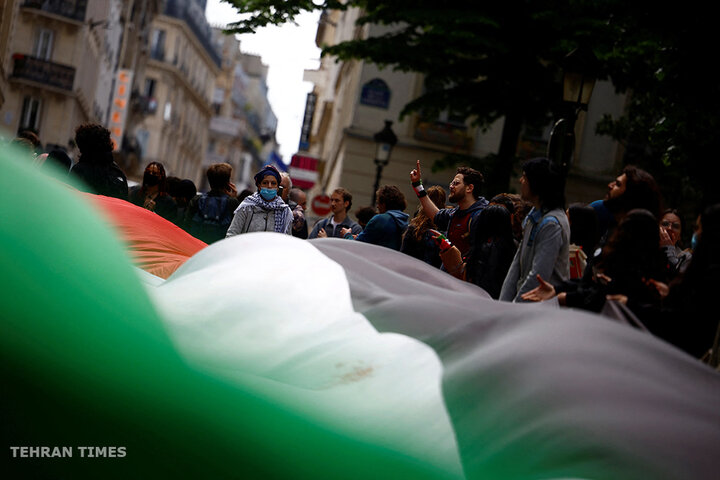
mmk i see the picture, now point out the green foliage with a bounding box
[594,1,720,208]
[223,1,595,131]
[222,1,347,33]
[223,0,720,206]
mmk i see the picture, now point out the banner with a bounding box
[109,69,133,151]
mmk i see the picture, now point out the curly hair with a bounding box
[74,123,114,155]
[605,165,662,218]
[598,209,663,280]
[355,206,377,226]
[456,166,484,199]
[376,185,407,212]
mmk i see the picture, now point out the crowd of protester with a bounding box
[9,122,719,368]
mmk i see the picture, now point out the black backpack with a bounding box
[189,194,234,244]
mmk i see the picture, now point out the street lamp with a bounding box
[371,120,397,206]
[547,47,599,175]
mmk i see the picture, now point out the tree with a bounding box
[224,1,612,192]
[223,1,720,209]
[596,2,720,211]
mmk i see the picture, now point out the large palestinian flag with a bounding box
[2,147,719,479]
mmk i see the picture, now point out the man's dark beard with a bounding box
[449,191,464,203]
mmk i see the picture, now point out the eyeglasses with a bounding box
[449,180,463,187]
[661,221,681,229]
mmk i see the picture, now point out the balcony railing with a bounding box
[11,54,75,92]
[22,0,87,22]
[130,91,158,115]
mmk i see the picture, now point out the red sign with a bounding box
[311,194,331,216]
[290,154,319,190]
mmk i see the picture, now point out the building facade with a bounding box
[235,52,279,181]
[301,7,626,224]
[204,27,246,190]
[205,27,280,192]
[301,8,504,223]
[0,0,161,157]
[125,0,221,186]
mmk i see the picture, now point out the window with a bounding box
[150,29,165,61]
[143,78,158,114]
[33,29,54,60]
[143,78,156,98]
[19,96,42,133]
[173,36,180,65]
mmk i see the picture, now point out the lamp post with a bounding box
[547,47,599,175]
[371,120,397,206]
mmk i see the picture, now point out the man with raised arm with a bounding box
[409,160,488,257]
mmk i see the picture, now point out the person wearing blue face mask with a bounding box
[225,164,293,236]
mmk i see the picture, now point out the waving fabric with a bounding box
[3,148,720,479]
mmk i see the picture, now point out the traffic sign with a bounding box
[311,194,331,216]
[290,154,319,189]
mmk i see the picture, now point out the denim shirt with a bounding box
[499,207,570,302]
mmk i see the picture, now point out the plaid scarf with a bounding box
[238,192,290,233]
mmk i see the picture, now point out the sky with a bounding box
[204,0,321,164]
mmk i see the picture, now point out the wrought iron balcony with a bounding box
[130,91,158,115]
[22,0,87,22]
[10,54,75,92]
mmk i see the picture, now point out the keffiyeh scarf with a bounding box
[237,192,290,233]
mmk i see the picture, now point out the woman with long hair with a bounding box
[659,208,692,276]
[632,204,720,360]
[522,209,667,313]
[401,185,446,267]
[129,162,177,222]
[463,204,517,298]
[429,203,516,298]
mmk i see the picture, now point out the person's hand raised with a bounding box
[226,181,237,198]
[659,226,674,247]
[410,160,422,183]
